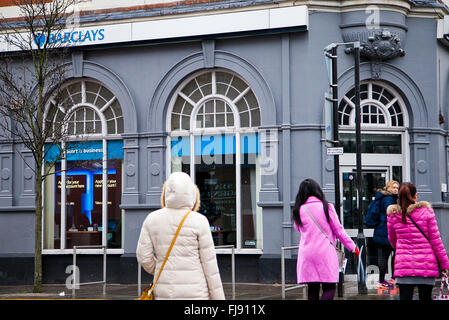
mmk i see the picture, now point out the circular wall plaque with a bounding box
[151,163,160,176]
[1,168,10,180]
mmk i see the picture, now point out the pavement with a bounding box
[0,279,440,300]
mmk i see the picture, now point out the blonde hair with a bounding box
[384,180,399,192]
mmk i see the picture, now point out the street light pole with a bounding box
[325,41,368,296]
[353,42,368,295]
[330,45,345,298]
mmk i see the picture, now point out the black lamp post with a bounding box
[325,41,367,295]
[352,42,368,295]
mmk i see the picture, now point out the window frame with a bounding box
[166,69,262,254]
[338,81,407,129]
[42,79,125,254]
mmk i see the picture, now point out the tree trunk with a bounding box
[33,166,43,293]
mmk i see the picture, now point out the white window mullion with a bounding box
[190,133,195,183]
[100,97,117,113]
[212,71,217,95]
[179,92,196,107]
[368,82,373,100]
[232,86,251,105]
[102,139,108,248]
[235,132,241,250]
[384,97,398,110]
[83,107,86,133]
[61,141,66,249]
[81,81,86,104]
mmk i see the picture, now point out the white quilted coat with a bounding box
[136,172,225,300]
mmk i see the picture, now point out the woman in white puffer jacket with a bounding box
[136,172,225,300]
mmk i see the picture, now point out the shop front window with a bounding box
[168,69,262,250]
[43,79,124,251]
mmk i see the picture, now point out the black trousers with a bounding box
[376,243,394,282]
[398,284,433,300]
[307,282,336,300]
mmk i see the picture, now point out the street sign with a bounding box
[327,147,344,155]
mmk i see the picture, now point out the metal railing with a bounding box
[215,245,235,300]
[281,245,307,299]
[138,245,236,299]
[72,245,107,297]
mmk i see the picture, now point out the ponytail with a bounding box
[398,182,417,223]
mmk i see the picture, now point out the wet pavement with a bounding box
[0,280,431,300]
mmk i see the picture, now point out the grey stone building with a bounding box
[1,0,449,286]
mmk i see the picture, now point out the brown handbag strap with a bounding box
[150,209,192,292]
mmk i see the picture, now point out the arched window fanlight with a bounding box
[45,79,124,137]
[338,82,404,127]
[170,70,261,131]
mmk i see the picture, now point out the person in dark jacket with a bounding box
[372,180,399,288]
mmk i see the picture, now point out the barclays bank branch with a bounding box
[1,0,449,286]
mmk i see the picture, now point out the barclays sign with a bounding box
[1,5,308,53]
[34,28,105,48]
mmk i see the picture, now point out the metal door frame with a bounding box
[340,165,391,238]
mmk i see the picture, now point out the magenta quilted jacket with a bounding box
[387,201,449,277]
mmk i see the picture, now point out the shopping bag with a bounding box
[434,274,449,300]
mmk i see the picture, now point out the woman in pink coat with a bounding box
[387,182,449,300]
[292,179,358,300]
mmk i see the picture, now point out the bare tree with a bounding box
[0,0,85,292]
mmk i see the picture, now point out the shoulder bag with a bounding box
[407,214,441,269]
[139,209,192,300]
[434,273,449,300]
[304,206,346,271]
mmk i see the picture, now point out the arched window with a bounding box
[338,82,404,127]
[170,70,260,131]
[43,79,124,252]
[45,80,124,137]
[168,69,262,251]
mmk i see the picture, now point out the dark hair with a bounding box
[398,182,417,223]
[292,178,330,227]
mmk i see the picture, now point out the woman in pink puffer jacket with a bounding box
[387,182,449,300]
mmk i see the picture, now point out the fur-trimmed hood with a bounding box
[386,201,432,215]
[377,189,394,196]
[160,172,200,211]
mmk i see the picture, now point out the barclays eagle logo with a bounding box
[34,33,47,48]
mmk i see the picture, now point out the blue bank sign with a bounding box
[34,28,105,47]
[1,6,308,53]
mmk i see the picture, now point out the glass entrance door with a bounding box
[342,169,388,233]
[341,167,391,274]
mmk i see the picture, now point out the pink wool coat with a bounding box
[387,201,449,278]
[294,196,356,284]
